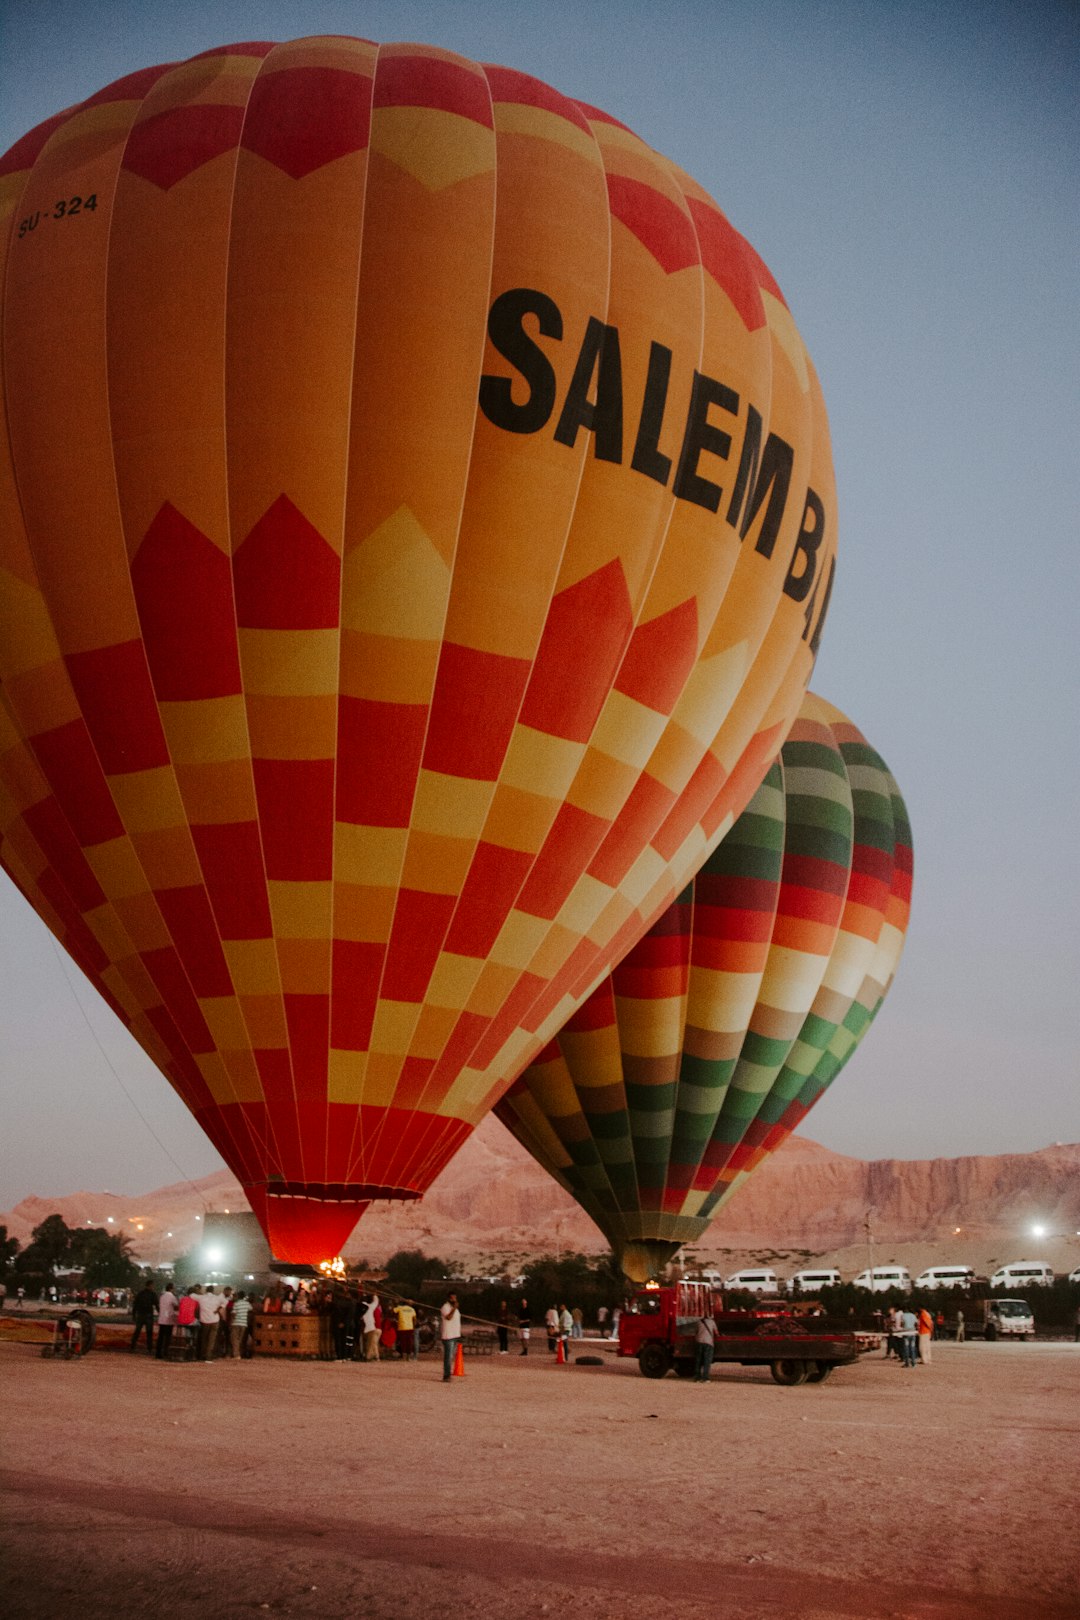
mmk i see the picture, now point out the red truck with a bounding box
[618,1282,860,1385]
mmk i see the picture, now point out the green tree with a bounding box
[383,1249,449,1292]
[17,1213,73,1275]
[75,1228,139,1289]
[0,1225,20,1274]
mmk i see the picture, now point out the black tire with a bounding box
[574,1355,605,1366]
[638,1343,671,1379]
[673,1359,695,1379]
[806,1361,833,1383]
[770,1358,809,1386]
[985,1325,996,1342]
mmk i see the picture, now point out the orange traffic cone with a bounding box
[453,1341,465,1377]
[556,1336,566,1365]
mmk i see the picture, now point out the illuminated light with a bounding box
[224,1208,230,1214]
[194,1215,200,1221]
[318,1256,346,1280]
[205,1246,225,1265]
[166,1232,172,1238]
[106,1217,114,1224]
[1032,1224,1047,1238]
[136,1224,144,1231]
[645,1280,661,1291]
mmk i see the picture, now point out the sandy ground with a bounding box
[1,1337,1078,1620]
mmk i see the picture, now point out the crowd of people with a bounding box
[117,1279,618,1366]
[880,1304,939,1365]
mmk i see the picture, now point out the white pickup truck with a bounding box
[951,1298,1035,1340]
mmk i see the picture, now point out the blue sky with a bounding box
[0,0,1076,1205]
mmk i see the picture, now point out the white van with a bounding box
[723,1268,782,1294]
[914,1265,976,1291]
[852,1265,911,1293]
[989,1260,1054,1288]
[791,1268,843,1290]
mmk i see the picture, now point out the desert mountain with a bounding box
[5,1116,1079,1278]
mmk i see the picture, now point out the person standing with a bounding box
[155,1281,178,1360]
[361,1293,380,1362]
[395,1300,417,1360]
[177,1286,199,1358]
[196,1285,224,1361]
[130,1280,158,1355]
[440,1292,462,1382]
[558,1303,573,1358]
[545,1305,558,1353]
[917,1306,934,1365]
[229,1291,252,1359]
[570,1306,584,1340]
[695,1312,717,1382]
[597,1304,609,1337]
[900,1306,918,1368]
[517,1298,531,1356]
[955,1308,965,1343]
[495,1301,510,1354]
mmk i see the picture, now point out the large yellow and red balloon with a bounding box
[496,695,913,1281]
[0,38,836,1261]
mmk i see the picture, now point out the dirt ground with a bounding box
[1,1337,1077,1620]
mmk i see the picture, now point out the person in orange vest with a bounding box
[917,1306,934,1364]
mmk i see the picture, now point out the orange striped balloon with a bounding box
[0,39,836,1262]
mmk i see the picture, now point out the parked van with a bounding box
[914,1265,976,1291]
[989,1260,1054,1288]
[791,1268,843,1291]
[723,1268,782,1294]
[1069,1267,1080,1286]
[852,1265,911,1293]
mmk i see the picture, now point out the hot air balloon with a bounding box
[496,694,912,1281]
[0,38,837,1262]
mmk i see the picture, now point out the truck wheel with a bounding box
[770,1359,809,1386]
[638,1344,671,1379]
[985,1325,996,1342]
[806,1362,833,1383]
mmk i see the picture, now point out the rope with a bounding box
[47,934,211,1210]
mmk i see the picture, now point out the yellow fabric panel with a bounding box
[223,939,283,996]
[107,769,187,836]
[340,509,451,640]
[265,881,332,938]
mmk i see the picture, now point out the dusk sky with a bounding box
[0,0,1076,1209]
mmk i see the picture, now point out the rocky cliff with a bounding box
[4,1117,1078,1276]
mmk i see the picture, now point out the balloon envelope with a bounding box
[0,39,836,1262]
[496,694,913,1281]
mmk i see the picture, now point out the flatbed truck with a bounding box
[618,1281,860,1385]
